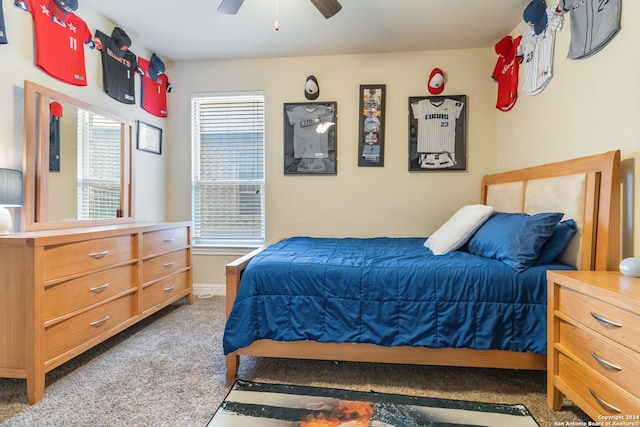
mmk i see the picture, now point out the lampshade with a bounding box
[0,168,23,207]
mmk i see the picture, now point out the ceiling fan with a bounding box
[218,0,342,19]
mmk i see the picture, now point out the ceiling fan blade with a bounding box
[218,0,245,15]
[310,0,342,19]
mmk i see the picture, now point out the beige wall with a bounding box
[0,3,168,228]
[167,50,499,285]
[496,1,639,259]
[1,3,637,287]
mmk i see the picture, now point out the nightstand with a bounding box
[547,270,640,421]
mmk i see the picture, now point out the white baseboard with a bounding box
[193,283,225,297]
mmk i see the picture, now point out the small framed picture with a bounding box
[137,121,163,155]
[408,94,466,171]
[283,101,337,175]
[358,85,386,167]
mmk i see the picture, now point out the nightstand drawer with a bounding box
[558,286,640,352]
[557,353,640,417]
[557,320,640,396]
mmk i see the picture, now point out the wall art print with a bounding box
[358,85,386,167]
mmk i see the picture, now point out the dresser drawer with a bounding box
[557,353,640,418]
[142,227,189,257]
[558,286,640,353]
[558,320,640,396]
[45,294,135,361]
[141,249,189,284]
[44,235,135,281]
[44,265,136,322]
[142,271,189,312]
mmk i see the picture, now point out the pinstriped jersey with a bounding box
[411,98,463,153]
[16,0,93,86]
[519,3,563,96]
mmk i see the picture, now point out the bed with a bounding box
[224,150,620,379]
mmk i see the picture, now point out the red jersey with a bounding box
[138,56,171,117]
[492,35,522,112]
[17,0,93,86]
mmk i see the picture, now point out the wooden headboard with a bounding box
[481,150,620,271]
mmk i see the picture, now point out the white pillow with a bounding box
[424,204,495,255]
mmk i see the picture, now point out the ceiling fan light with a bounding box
[310,0,342,19]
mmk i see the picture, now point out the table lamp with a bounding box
[0,168,23,235]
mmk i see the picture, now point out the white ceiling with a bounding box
[82,0,530,62]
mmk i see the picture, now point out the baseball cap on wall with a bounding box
[305,75,319,100]
[523,0,548,35]
[427,68,445,95]
[149,54,166,82]
[110,27,132,58]
[49,0,77,22]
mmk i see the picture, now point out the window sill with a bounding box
[192,245,262,257]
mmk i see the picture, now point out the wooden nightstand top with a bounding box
[547,270,640,314]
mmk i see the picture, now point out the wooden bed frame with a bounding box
[225,150,621,378]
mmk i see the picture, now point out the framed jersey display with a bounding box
[284,102,337,175]
[358,85,386,167]
[408,94,467,172]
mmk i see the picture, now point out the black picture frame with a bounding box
[408,94,467,171]
[137,121,163,155]
[358,85,386,167]
[283,101,337,175]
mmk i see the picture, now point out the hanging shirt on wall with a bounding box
[1,2,8,44]
[137,54,171,117]
[15,0,94,86]
[519,3,563,96]
[95,28,137,104]
[492,35,523,112]
[558,0,621,59]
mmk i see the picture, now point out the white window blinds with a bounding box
[191,92,265,247]
[77,110,122,219]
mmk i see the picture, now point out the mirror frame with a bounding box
[22,80,135,231]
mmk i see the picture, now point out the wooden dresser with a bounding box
[547,270,640,421]
[0,222,192,404]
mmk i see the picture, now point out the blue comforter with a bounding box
[223,237,573,355]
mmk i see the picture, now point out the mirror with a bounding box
[22,80,134,231]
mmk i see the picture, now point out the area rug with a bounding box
[208,379,540,426]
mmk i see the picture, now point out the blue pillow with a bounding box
[467,212,564,272]
[535,219,577,265]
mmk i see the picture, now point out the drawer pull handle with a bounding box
[88,250,109,259]
[589,388,621,413]
[89,283,110,293]
[164,285,176,292]
[590,351,623,372]
[590,312,623,328]
[163,261,176,268]
[163,238,175,243]
[89,315,109,327]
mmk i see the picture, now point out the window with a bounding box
[191,92,265,248]
[77,110,122,219]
